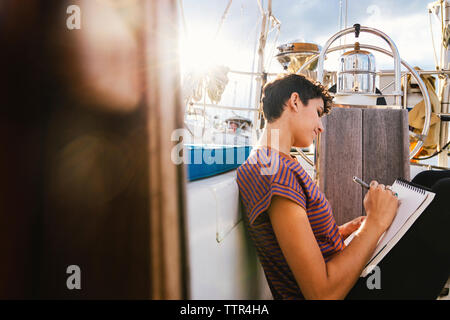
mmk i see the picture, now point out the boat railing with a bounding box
[297,38,433,160]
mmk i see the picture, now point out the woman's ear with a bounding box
[289,92,300,112]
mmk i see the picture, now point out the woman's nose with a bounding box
[318,118,324,133]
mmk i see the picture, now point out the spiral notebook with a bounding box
[344,178,436,277]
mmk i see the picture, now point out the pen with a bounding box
[353,176,370,189]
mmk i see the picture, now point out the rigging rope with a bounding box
[429,9,440,70]
[214,0,233,40]
[264,16,281,72]
[413,139,450,160]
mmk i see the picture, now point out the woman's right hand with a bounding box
[363,180,399,233]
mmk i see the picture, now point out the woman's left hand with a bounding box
[339,216,366,240]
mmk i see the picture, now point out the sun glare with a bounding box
[179,26,241,76]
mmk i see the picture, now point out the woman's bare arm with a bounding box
[268,181,398,299]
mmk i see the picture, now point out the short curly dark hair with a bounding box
[261,73,333,123]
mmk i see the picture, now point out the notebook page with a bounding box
[344,180,429,248]
[366,180,428,263]
[361,190,435,277]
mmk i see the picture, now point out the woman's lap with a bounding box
[412,169,450,188]
[346,170,450,299]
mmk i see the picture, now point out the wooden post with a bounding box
[319,108,363,226]
[319,107,410,226]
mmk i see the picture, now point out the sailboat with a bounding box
[1,0,448,300]
[181,0,450,299]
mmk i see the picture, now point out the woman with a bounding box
[236,73,450,299]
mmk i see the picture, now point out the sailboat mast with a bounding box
[438,0,450,167]
[254,0,271,136]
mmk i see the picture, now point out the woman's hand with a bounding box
[339,216,366,240]
[363,180,399,233]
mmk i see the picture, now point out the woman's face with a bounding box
[290,97,325,148]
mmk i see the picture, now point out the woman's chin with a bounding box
[293,142,311,149]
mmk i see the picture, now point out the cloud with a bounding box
[360,4,436,70]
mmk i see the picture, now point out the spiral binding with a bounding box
[395,178,426,195]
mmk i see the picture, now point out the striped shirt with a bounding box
[236,146,345,299]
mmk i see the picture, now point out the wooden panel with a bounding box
[319,107,410,226]
[362,109,410,210]
[319,108,363,226]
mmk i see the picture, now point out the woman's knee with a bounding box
[415,177,450,256]
[432,177,450,195]
[412,170,450,188]
[425,177,450,229]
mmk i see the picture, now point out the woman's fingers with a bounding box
[385,185,398,197]
[368,180,399,200]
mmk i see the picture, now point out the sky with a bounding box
[179,0,440,118]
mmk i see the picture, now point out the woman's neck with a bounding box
[256,121,293,155]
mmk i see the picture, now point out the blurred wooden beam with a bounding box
[0,0,188,299]
[145,0,188,300]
